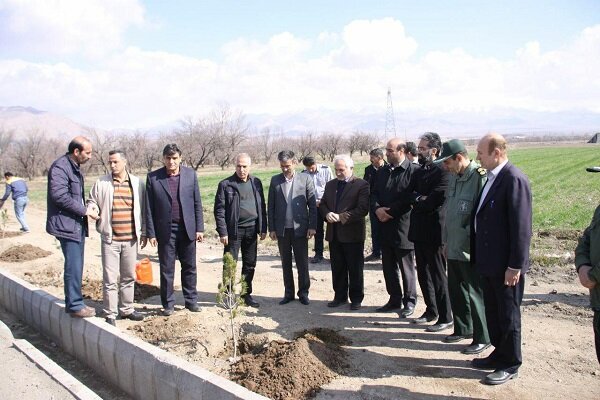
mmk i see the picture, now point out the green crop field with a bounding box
[23,145,599,235]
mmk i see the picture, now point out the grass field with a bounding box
[23,145,599,234]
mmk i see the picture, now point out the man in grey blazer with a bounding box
[268,150,317,305]
[145,144,204,316]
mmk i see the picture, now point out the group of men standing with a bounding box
[51,131,594,385]
[364,132,533,385]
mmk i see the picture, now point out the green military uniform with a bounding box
[575,204,600,364]
[444,160,490,345]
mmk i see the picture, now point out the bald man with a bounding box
[47,136,98,318]
[471,133,532,385]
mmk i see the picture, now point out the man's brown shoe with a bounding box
[69,307,95,318]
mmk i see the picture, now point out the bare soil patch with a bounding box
[0,231,24,239]
[231,328,350,400]
[0,244,51,262]
[2,207,599,400]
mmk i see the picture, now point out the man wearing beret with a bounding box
[436,139,490,355]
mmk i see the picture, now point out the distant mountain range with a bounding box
[0,106,88,138]
[1,105,598,141]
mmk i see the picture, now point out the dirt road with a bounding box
[1,206,598,400]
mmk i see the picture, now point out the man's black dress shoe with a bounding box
[399,306,414,318]
[471,355,500,370]
[310,255,324,264]
[463,343,491,355]
[186,303,201,312]
[364,254,381,262]
[375,303,401,312]
[444,334,472,343]
[243,295,260,308]
[161,308,174,317]
[299,296,310,305]
[279,297,294,305]
[350,302,361,310]
[121,311,145,321]
[426,322,453,332]
[327,299,348,308]
[412,313,437,324]
[105,317,116,326]
[484,369,518,385]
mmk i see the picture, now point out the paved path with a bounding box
[0,313,100,400]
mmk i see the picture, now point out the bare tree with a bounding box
[348,130,381,157]
[210,104,249,170]
[295,131,317,160]
[254,126,282,166]
[88,128,117,174]
[0,128,15,173]
[13,129,48,180]
[177,116,220,170]
[316,131,346,162]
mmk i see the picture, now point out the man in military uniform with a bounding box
[302,156,333,263]
[575,166,600,364]
[435,139,490,354]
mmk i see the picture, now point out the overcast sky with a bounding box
[1,0,599,130]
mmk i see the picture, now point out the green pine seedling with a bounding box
[216,252,247,359]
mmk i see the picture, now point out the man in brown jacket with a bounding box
[320,155,370,310]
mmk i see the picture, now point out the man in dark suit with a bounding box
[407,132,453,333]
[471,133,532,385]
[145,143,204,316]
[320,155,370,310]
[363,148,387,261]
[268,150,317,305]
[372,138,419,317]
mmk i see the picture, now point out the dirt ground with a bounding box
[1,206,599,400]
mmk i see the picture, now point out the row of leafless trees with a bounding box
[0,105,382,179]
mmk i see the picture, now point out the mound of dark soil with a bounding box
[0,244,52,262]
[231,328,349,400]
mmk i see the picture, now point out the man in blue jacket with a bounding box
[214,153,267,308]
[46,136,98,318]
[1,172,30,232]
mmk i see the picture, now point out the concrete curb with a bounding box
[12,339,102,400]
[0,270,268,400]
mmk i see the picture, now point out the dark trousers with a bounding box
[368,210,382,257]
[157,223,197,309]
[415,243,452,323]
[277,228,310,299]
[381,245,417,307]
[312,212,325,256]
[447,259,489,344]
[59,228,85,312]
[329,239,364,304]
[224,224,258,295]
[481,274,525,373]
[595,311,600,364]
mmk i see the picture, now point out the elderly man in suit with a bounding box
[471,133,532,385]
[268,150,317,305]
[145,143,204,316]
[320,155,369,310]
